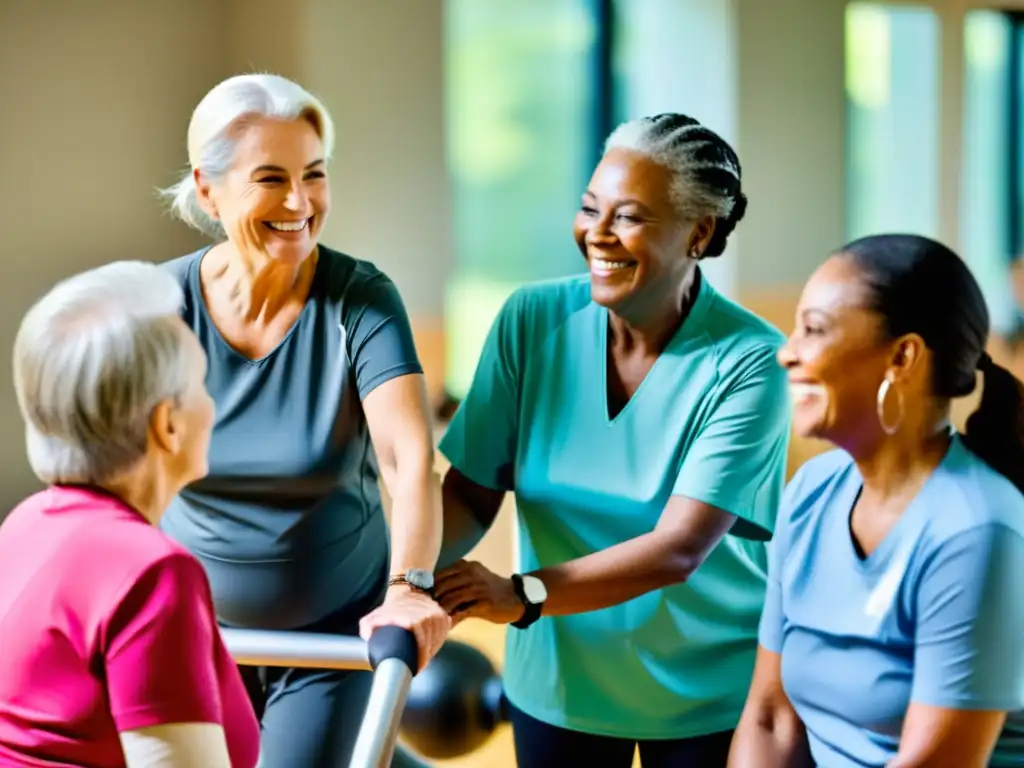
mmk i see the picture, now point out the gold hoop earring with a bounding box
[876,376,904,436]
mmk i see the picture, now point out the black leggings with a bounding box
[508,701,733,768]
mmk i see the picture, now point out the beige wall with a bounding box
[0,0,451,511]
[0,0,226,509]
[734,0,847,292]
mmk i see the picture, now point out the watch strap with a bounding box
[510,573,543,629]
[388,574,434,597]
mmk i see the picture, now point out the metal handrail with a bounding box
[222,627,418,768]
[224,628,370,670]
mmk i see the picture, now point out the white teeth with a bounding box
[790,383,826,403]
[592,258,633,271]
[267,220,308,232]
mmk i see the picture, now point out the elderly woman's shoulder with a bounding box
[3,490,209,595]
[696,289,789,385]
[315,245,413,301]
[493,274,591,327]
[87,526,208,588]
[789,449,854,493]
[159,248,208,287]
[929,438,1024,537]
[777,449,857,533]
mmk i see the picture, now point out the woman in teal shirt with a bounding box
[433,113,791,767]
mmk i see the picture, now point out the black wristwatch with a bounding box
[510,573,547,629]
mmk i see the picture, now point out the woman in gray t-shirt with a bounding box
[157,73,450,768]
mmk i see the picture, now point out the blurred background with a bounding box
[2,0,1024,764]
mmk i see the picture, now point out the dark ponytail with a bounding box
[841,234,1024,495]
[963,353,1024,494]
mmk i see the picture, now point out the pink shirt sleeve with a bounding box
[101,551,224,733]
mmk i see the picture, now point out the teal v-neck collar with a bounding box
[599,272,716,425]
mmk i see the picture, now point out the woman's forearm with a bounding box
[436,469,506,569]
[437,496,488,569]
[388,459,443,575]
[120,723,232,768]
[728,717,814,768]
[532,531,693,616]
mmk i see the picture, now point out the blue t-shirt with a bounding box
[439,272,791,739]
[760,438,1024,767]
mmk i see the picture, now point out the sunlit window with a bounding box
[443,0,597,398]
[962,10,1019,335]
[845,3,940,241]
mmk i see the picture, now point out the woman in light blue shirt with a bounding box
[729,234,1024,768]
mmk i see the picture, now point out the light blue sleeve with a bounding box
[756,468,808,654]
[672,344,791,540]
[911,523,1024,711]
[757,514,787,653]
[437,292,523,492]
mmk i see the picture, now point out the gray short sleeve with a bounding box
[342,273,423,399]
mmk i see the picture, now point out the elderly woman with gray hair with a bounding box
[0,261,260,767]
[155,72,450,766]
[433,113,791,768]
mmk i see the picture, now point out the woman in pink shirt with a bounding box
[0,261,260,768]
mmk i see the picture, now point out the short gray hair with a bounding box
[158,73,336,240]
[604,113,747,258]
[14,261,190,486]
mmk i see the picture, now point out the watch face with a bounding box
[522,575,547,603]
[406,569,434,590]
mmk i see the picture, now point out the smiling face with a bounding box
[197,115,330,265]
[778,255,911,445]
[573,148,711,315]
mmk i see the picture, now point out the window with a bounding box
[443,0,740,396]
[443,0,598,398]
[610,0,738,295]
[845,3,940,242]
[962,10,1020,335]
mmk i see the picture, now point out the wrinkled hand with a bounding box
[359,586,451,671]
[434,560,525,626]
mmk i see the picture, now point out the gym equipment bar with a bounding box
[222,626,419,768]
